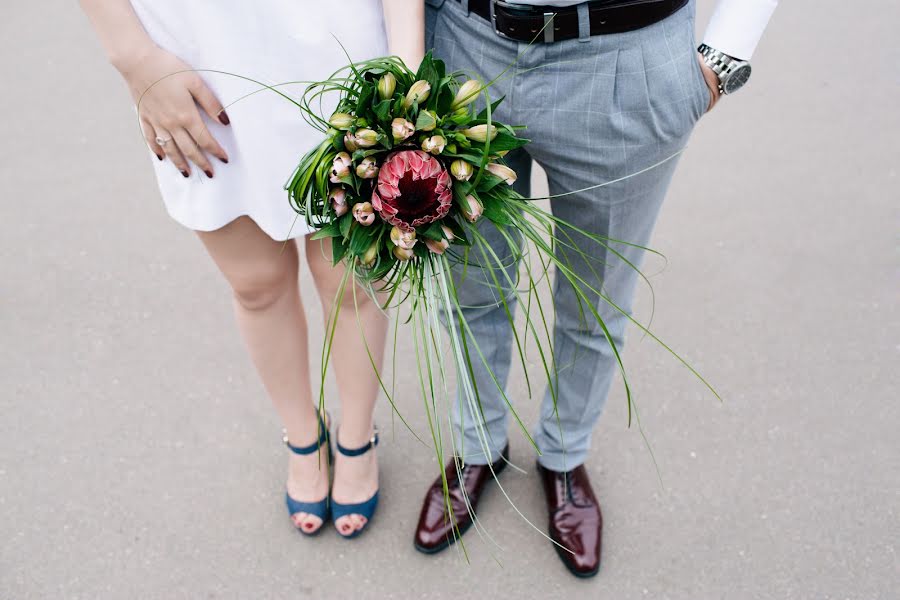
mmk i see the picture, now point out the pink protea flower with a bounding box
[372,150,453,232]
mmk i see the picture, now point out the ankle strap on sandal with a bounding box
[283,414,330,455]
[336,429,379,457]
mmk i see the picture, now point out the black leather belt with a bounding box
[461,0,689,43]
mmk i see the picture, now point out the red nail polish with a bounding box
[156,153,164,161]
[181,170,189,178]
[220,157,229,164]
[218,111,230,126]
[204,169,214,179]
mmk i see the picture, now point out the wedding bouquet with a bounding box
[288,52,526,281]
[287,52,713,462]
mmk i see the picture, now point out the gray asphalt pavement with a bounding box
[2,1,898,599]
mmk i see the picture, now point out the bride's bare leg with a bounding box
[306,238,388,535]
[197,216,326,533]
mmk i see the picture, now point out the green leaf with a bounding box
[373,99,392,122]
[489,131,530,152]
[452,179,473,197]
[369,259,395,280]
[475,172,506,193]
[310,221,340,240]
[415,52,437,85]
[352,148,387,162]
[415,110,437,132]
[452,180,472,206]
[349,225,377,256]
[419,221,446,241]
[483,198,513,226]
[337,174,355,189]
[443,217,470,246]
[331,236,348,265]
[441,149,483,164]
[447,110,472,126]
[356,86,374,116]
[435,76,456,115]
[433,56,446,80]
[476,97,506,120]
[392,96,405,116]
[339,214,353,239]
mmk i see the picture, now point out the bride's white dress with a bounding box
[130,1,388,240]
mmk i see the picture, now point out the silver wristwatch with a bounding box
[697,43,752,95]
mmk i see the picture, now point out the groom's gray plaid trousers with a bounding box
[426,0,709,470]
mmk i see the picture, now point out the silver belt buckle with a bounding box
[492,0,555,43]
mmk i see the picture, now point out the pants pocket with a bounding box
[688,21,712,118]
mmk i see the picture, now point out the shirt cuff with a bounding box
[702,0,778,60]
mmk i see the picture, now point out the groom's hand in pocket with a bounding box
[697,52,723,113]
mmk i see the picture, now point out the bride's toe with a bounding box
[335,516,354,535]
[292,512,323,533]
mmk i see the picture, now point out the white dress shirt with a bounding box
[516,0,778,59]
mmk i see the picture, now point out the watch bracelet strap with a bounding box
[697,43,731,94]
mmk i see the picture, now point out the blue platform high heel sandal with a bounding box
[284,413,332,536]
[331,429,379,540]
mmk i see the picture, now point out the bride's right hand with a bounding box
[117,45,229,178]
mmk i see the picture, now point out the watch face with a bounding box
[724,63,752,94]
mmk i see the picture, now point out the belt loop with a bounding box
[577,3,591,42]
[461,0,470,15]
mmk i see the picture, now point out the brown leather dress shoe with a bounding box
[537,462,603,578]
[413,444,510,554]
